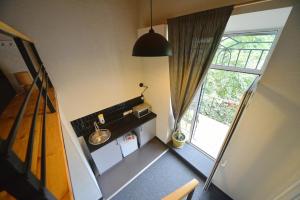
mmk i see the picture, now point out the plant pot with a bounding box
[172,132,186,148]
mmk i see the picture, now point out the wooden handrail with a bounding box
[0,20,33,42]
[162,179,199,200]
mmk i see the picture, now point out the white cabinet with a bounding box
[117,133,138,157]
[90,118,156,174]
[134,119,156,147]
[91,140,122,175]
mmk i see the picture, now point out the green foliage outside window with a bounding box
[199,69,256,125]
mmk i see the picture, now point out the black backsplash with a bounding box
[71,96,144,137]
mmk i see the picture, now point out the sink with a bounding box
[89,129,111,145]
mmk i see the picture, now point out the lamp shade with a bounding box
[132,29,172,57]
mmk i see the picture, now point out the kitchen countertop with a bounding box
[84,112,157,153]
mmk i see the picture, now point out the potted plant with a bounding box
[172,130,186,148]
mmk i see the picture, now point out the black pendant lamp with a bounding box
[132,0,172,57]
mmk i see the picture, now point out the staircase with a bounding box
[0,21,73,200]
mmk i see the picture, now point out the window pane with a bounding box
[180,87,201,140]
[199,69,257,125]
[212,32,277,71]
[245,50,262,69]
[257,50,269,69]
[191,69,257,158]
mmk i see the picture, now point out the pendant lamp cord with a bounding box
[150,0,153,30]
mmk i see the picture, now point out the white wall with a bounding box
[0,1,141,199]
[225,7,292,32]
[1,0,299,199]
[0,38,28,92]
[59,100,102,200]
[0,0,142,121]
[138,0,294,28]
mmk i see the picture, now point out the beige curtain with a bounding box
[168,6,233,131]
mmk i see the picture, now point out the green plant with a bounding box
[173,131,186,141]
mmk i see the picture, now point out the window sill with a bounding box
[167,142,214,178]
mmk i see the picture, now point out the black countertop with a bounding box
[84,112,156,153]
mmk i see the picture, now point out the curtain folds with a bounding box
[168,6,233,131]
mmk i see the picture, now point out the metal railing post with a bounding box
[13,37,56,113]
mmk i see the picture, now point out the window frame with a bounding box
[184,28,282,160]
[211,28,282,76]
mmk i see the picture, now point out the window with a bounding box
[180,30,278,159]
[212,32,276,71]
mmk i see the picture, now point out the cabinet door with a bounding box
[134,119,156,147]
[91,140,122,175]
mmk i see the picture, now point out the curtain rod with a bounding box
[234,0,272,9]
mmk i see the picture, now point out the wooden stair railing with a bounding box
[162,179,199,200]
[0,21,73,200]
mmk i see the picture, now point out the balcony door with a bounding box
[180,30,278,159]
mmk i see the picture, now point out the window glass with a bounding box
[212,32,277,71]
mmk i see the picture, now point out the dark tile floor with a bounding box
[112,151,232,200]
[168,142,214,177]
[98,138,168,198]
